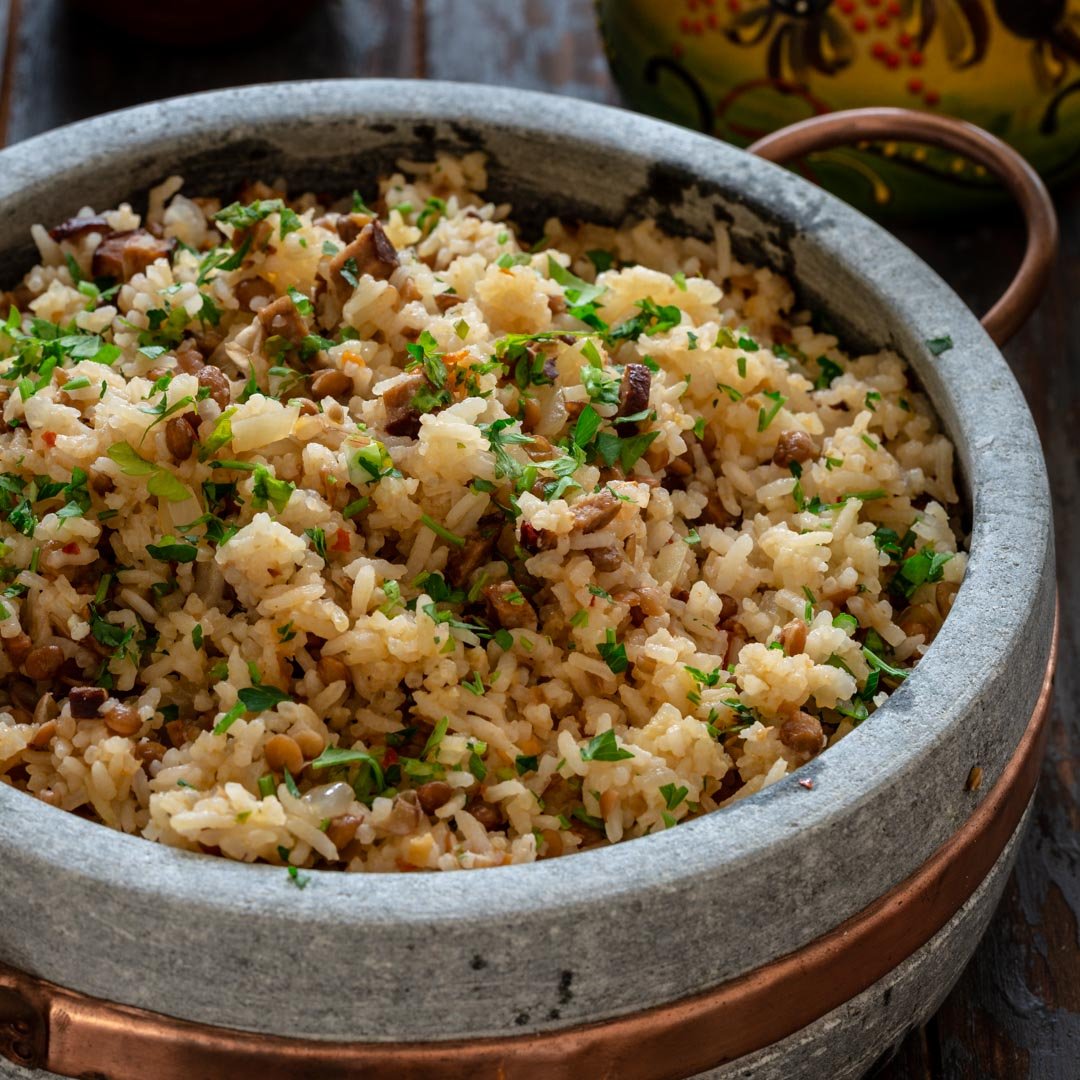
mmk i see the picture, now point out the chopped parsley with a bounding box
[596,628,628,674]
[581,729,634,762]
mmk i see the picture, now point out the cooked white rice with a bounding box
[0,153,965,873]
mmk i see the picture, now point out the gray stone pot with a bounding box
[0,81,1055,1079]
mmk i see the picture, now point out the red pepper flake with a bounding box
[383,747,399,767]
[909,50,925,66]
[42,431,57,448]
[62,542,79,555]
[907,77,924,94]
[331,528,351,552]
[871,41,887,57]
[798,778,814,790]
[853,14,869,31]
[924,88,940,105]
[875,11,890,25]
[898,30,912,45]
[885,52,901,68]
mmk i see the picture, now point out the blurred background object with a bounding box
[597,0,1080,217]
[0,2,1077,1077]
[66,0,324,43]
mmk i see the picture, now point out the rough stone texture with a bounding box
[0,82,1055,1045]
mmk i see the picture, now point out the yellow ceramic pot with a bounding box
[597,0,1080,216]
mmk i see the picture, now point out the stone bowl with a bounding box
[0,81,1056,1080]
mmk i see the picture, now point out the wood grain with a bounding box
[0,0,421,145]
[0,2,1077,1075]
[423,0,614,101]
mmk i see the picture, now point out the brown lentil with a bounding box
[327,814,362,851]
[772,430,816,467]
[310,369,353,400]
[164,415,195,462]
[3,633,32,666]
[104,703,143,736]
[28,719,57,750]
[469,801,504,830]
[316,655,350,686]
[897,604,939,642]
[264,734,304,774]
[936,580,959,618]
[416,780,454,815]
[779,711,825,754]
[33,691,57,727]
[779,619,808,655]
[197,364,231,410]
[294,729,325,760]
[24,644,64,681]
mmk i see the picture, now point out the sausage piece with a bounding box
[329,220,399,298]
[568,489,621,535]
[483,580,538,630]
[49,214,111,242]
[256,294,309,346]
[69,686,108,720]
[381,374,427,438]
[615,363,652,435]
[91,229,175,281]
[446,519,500,588]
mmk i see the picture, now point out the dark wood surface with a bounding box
[0,2,1075,1076]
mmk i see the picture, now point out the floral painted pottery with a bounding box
[597,0,1080,216]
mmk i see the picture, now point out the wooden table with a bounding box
[0,2,1074,1075]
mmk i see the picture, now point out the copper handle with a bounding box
[748,108,1059,347]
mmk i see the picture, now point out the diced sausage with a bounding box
[446,519,500,588]
[49,214,111,242]
[615,363,652,435]
[587,545,623,572]
[336,212,373,244]
[484,580,538,630]
[329,220,399,298]
[256,294,309,346]
[68,686,108,719]
[568,490,621,535]
[381,374,426,438]
[772,430,816,467]
[91,229,175,281]
[519,521,557,553]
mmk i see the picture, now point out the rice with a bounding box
[0,153,966,872]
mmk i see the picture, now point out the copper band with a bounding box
[747,107,1059,348]
[0,612,1057,1080]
